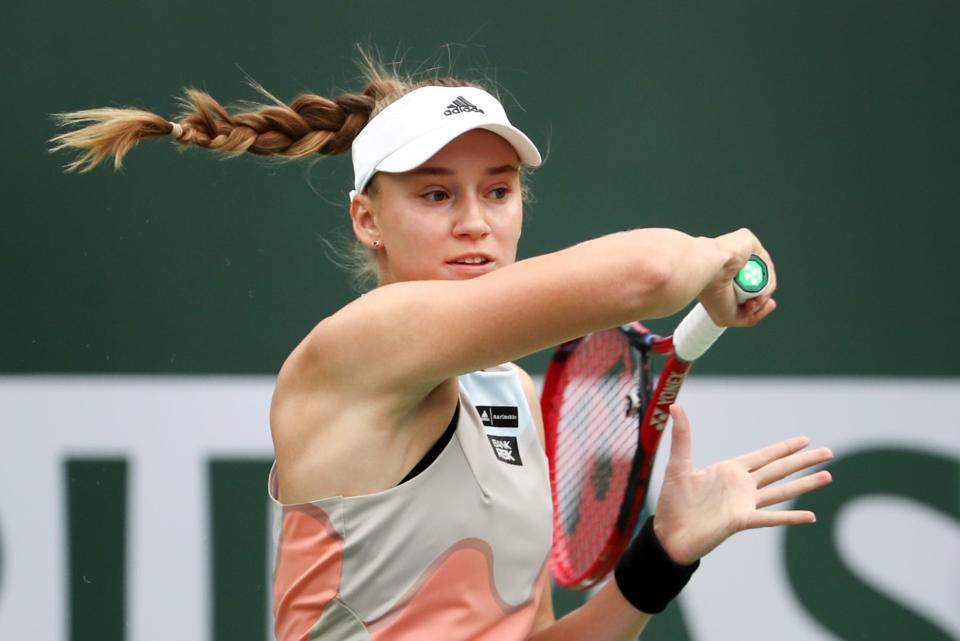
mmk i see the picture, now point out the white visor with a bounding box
[349,85,541,201]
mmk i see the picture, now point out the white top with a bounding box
[268,365,553,641]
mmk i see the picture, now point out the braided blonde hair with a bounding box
[48,52,494,288]
[49,56,483,173]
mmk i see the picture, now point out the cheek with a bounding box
[387,215,449,268]
[495,211,523,260]
[501,206,524,238]
[383,205,437,243]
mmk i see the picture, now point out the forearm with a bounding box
[598,228,732,320]
[507,226,755,339]
[488,227,732,335]
[526,581,651,641]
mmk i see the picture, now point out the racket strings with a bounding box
[551,331,645,578]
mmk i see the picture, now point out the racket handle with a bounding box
[673,303,725,362]
[672,255,770,362]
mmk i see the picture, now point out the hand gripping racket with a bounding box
[541,256,769,589]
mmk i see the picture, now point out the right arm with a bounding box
[269,227,774,499]
[294,227,774,403]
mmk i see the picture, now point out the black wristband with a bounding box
[613,515,700,614]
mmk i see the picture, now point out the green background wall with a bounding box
[1,2,958,641]
[3,0,957,375]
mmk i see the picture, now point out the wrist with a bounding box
[613,515,700,614]
[653,515,698,566]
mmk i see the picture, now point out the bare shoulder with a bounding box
[269,321,460,504]
[508,363,546,448]
[279,284,444,403]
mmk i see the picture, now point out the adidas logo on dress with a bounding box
[444,96,485,116]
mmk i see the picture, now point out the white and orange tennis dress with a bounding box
[268,365,553,641]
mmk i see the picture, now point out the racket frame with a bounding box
[543,321,697,589]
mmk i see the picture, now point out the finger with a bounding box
[751,296,776,315]
[757,298,777,319]
[744,510,817,529]
[744,295,769,314]
[744,298,777,324]
[735,297,778,327]
[752,447,834,488]
[751,298,778,324]
[667,404,693,470]
[734,436,810,472]
[756,470,833,508]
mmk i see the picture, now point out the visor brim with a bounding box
[375,121,542,177]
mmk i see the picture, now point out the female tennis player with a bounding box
[50,55,833,641]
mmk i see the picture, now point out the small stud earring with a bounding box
[372,240,382,248]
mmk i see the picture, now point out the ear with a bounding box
[350,193,381,249]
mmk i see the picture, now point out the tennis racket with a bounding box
[541,256,769,589]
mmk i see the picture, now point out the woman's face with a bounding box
[354,129,524,285]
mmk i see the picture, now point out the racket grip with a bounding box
[672,303,726,362]
[673,255,770,362]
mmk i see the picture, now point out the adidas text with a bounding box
[444,96,485,116]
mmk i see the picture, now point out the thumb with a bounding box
[667,404,693,470]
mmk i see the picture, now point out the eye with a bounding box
[490,187,509,200]
[423,190,449,203]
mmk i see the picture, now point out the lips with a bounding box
[445,254,496,276]
[447,253,494,266]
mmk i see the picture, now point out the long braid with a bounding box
[46,56,489,290]
[49,84,378,173]
[49,58,484,173]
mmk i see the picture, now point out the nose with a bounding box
[452,195,491,240]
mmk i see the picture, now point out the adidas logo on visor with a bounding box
[444,96,485,116]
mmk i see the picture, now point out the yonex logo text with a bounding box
[655,372,687,405]
[444,96,485,116]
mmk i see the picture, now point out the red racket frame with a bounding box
[542,321,696,589]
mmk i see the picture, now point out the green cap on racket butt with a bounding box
[672,254,770,362]
[733,255,769,304]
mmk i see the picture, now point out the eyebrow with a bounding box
[408,164,519,177]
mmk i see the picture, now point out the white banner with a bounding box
[0,376,957,641]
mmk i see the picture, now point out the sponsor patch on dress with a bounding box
[487,435,523,466]
[476,405,519,428]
